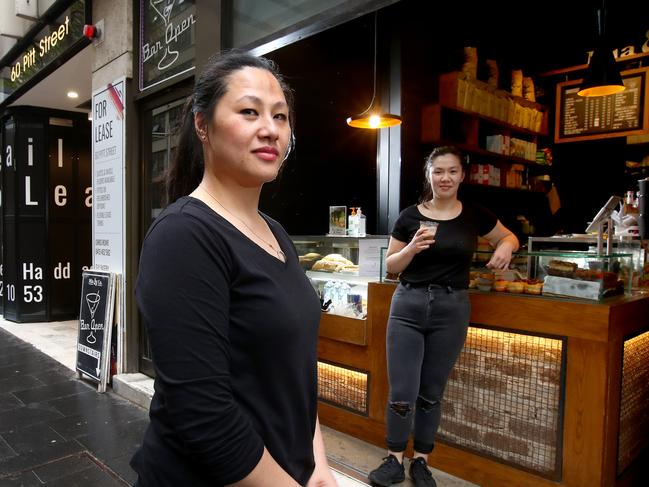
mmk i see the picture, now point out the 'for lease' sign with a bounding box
[91,78,125,274]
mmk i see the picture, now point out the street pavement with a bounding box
[0,320,474,487]
[0,326,146,486]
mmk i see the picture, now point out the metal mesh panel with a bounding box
[439,327,564,478]
[618,330,649,474]
[318,361,368,415]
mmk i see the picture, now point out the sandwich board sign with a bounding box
[76,270,116,392]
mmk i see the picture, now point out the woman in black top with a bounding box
[368,146,518,487]
[131,51,337,487]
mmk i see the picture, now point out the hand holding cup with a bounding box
[410,220,438,253]
[420,220,439,238]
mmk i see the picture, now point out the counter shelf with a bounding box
[472,249,634,300]
[292,235,388,345]
[297,236,648,486]
[527,235,648,288]
[314,281,649,487]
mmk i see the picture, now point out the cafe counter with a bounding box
[316,283,649,487]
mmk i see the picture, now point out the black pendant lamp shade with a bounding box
[346,11,402,129]
[577,44,625,97]
[577,2,625,97]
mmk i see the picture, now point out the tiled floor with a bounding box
[0,317,478,487]
[0,326,146,486]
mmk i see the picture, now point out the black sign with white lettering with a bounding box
[50,222,76,318]
[556,67,648,143]
[18,121,46,218]
[17,221,48,322]
[1,110,91,322]
[77,271,114,383]
[139,0,196,90]
[2,220,17,320]
[49,124,75,219]
[77,126,92,219]
[3,119,16,217]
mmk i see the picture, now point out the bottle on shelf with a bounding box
[623,191,639,216]
[357,207,367,237]
[323,280,334,305]
[348,207,359,237]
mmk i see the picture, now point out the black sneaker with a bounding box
[368,454,405,486]
[409,457,437,487]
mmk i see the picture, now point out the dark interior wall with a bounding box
[262,16,378,235]
[258,0,649,237]
[397,1,557,237]
[397,0,649,236]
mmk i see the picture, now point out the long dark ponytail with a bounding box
[165,49,295,205]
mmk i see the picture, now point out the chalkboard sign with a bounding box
[76,270,115,392]
[555,67,649,143]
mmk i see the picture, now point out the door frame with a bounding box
[136,81,193,376]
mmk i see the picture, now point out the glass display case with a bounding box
[471,249,634,300]
[291,235,389,317]
[527,236,648,289]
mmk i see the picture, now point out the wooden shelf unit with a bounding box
[460,181,547,194]
[421,103,549,158]
[419,72,552,192]
[436,71,549,136]
[422,103,552,192]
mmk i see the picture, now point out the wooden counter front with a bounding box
[316,283,649,487]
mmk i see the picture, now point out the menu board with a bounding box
[555,67,648,143]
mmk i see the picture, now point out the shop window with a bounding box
[139,97,186,375]
[148,99,183,222]
[231,0,349,48]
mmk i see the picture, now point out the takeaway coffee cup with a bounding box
[420,220,439,238]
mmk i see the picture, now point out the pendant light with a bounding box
[577,0,625,97]
[346,11,402,129]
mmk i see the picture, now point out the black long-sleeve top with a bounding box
[130,196,321,486]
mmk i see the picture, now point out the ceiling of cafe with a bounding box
[3,0,648,115]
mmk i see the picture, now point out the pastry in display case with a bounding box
[471,248,634,300]
[291,235,389,318]
[527,235,648,290]
[538,253,630,300]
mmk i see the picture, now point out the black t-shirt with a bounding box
[131,197,321,486]
[391,202,498,288]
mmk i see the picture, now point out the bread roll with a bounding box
[486,59,499,89]
[523,77,536,102]
[462,46,478,80]
[506,281,524,293]
[312,254,354,272]
[323,254,353,264]
[511,69,523,97]
[547,260,577,277]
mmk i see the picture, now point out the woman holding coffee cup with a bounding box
[368,146,518,487]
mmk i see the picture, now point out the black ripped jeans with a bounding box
[385,282,470,453]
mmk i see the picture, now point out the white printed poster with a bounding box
[92,78,125,273]
[91,77,126,372]
[358,238,389,278]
